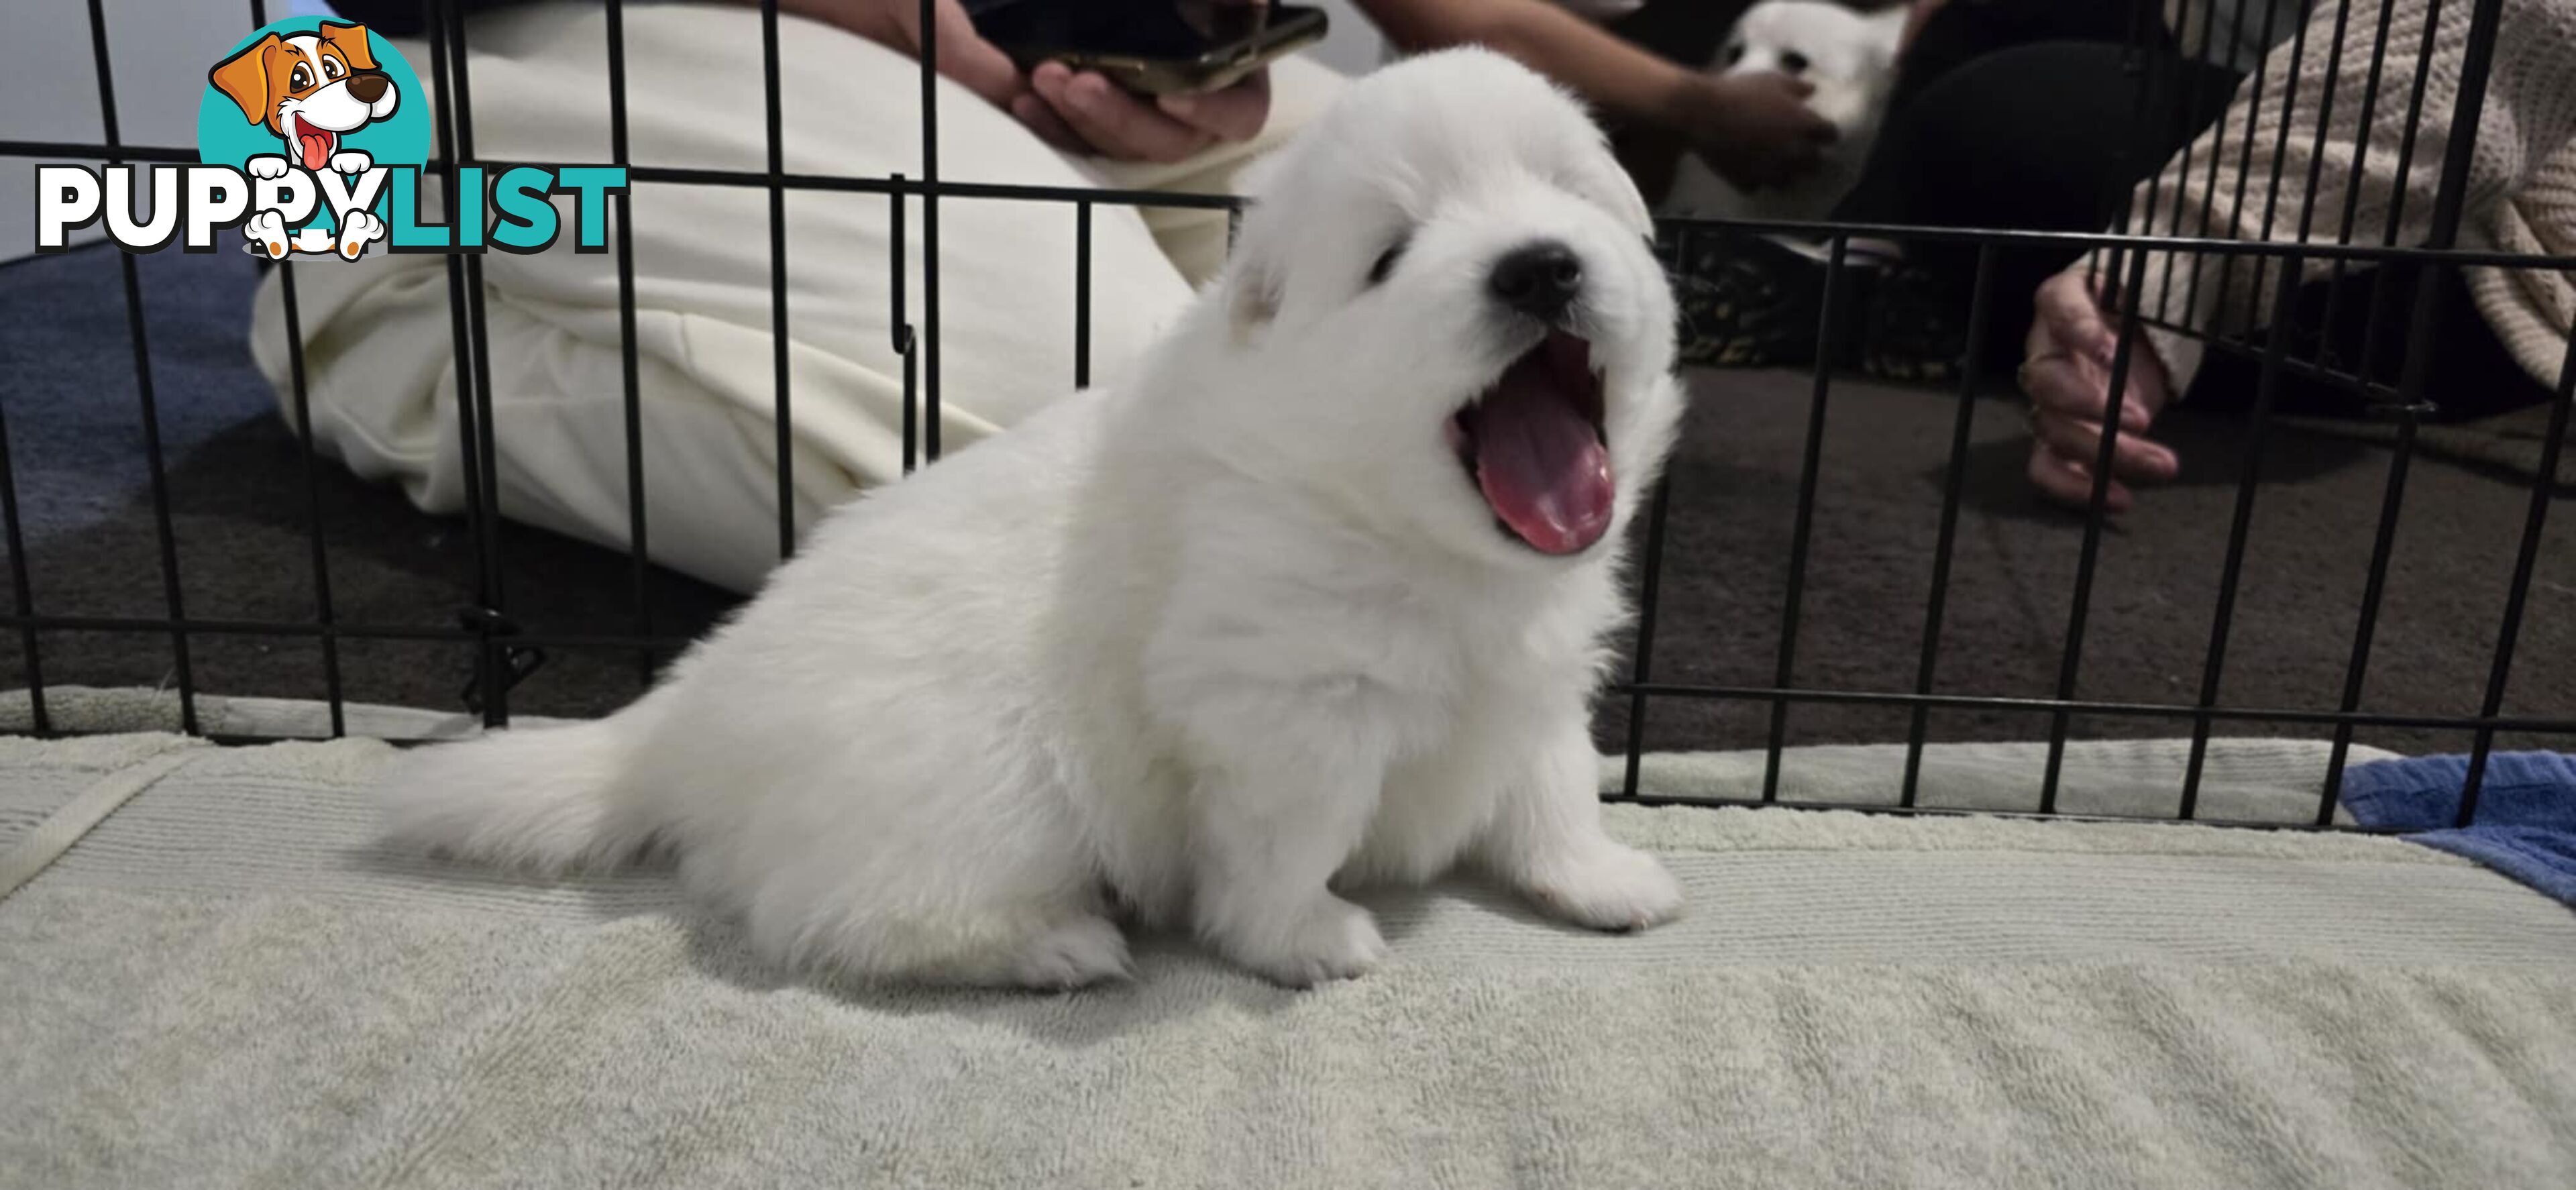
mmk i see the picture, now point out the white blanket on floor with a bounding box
[3,712,2572,1189]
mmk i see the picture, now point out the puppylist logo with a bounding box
[34,17,625,261]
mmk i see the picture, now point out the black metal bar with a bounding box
[252,0,345,738]
[7,129,2569,268]
[1760,237,1848,803]
[2152,0,2220,305]
[0,382,48,735]
[2234,0,2332,367]
[602,0,653,685]
[427,0,504,726]
[2134,316,2413,402]
[2092,0,2173,292]
[451,4,514,729]
[1618,478,1673,800]
[920,0,944,462]
[893,175,917,474]
[2181,0,2363,815]
[2320,0,2508,822]
[274,266,345,737]
[2312,0,2410,376]
[2178,258,2306,818]
[89,0,197,735]
[2205,0,2294,333]
[760,0,796,559]
[2180,0,2251,327]
[2037,247,2156,814]
[2356,0,2451,384]
[1899,244,1998,808]
[2314,439,2422,825]
[1600,681,2576,734]
[1075,200,1093,389]
[1595,789,2416,833]
[2251,0,2324,248]
[0,600,2564,738]
[0,140,199,162]
[2452,333,2576,827]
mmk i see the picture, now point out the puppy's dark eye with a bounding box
[1366,236,1408,287]
[323,57,344,80]
[290,64,313,91]
[1722,43,1746,67]
[1780,51,1810,74]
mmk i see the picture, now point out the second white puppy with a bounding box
[377,49,1688,989]
[1662,0,1909,223]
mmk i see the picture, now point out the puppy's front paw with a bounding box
[329,150,372,175]
[246,155,290,180]
[1517,842,1683,933]
[244,209,289,259]
[1222,896,1387,988]
[335,210,385,260]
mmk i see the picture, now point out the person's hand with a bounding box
[1675,70,1837,192]
[2019,268,2179,513]
[770,0,1269,162]
[1016,59,1271,163]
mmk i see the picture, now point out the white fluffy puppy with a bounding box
[378,49,1688,990]
[1662,0,1908,223]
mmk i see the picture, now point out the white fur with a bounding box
[1662,1,1909,223]
[377,50,1688,990]
[274,34,400,139]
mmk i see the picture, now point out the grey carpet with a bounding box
[2,245,2569,757]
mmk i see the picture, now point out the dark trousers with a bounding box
[1833,0,2241,378]
[1621,0,2544,413]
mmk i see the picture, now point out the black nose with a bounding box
[347,71,390,103]
[1488,241,1583,321]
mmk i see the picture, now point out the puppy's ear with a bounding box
[319,22,380,72]
[208,34,282,126]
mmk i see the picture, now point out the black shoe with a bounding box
[1660,226,1968,385]
[1661,227,1847,369]
[1851,260,1968,387]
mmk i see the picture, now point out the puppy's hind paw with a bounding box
[1517,842,1683,933]
[1002,916,1134,991]
[1220,896,1388,988]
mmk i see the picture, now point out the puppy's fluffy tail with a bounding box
[377,710,654,874]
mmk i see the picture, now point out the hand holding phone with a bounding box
[969,0,1328,97]
[975,0,1321,162]
[1017,59,1270,161]
[766,0,1300,162]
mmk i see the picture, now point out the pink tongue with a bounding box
[298,123,332,171]
[1472,353,1613,555]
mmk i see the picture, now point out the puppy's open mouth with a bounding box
[1446,329,1611,556]
[291,113,338,172]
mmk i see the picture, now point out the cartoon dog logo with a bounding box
[207,21,398,260]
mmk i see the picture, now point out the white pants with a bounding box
[250,3,1341,592]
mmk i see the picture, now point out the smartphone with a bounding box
[967,0,1330,97]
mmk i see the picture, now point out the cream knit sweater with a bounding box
[2103,0,2576,394]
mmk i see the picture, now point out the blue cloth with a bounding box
[2341,752,2576,906]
